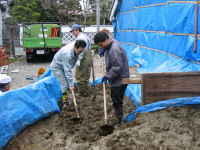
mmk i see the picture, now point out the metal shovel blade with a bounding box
[71,117,83,122]
[99,124,114,136]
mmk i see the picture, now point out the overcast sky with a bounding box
[79,0,84,10]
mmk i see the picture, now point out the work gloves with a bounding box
[102,76,108,83]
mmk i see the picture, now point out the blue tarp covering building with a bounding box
[109,0,200,121]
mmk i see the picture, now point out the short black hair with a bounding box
[94,32,109,44]
[75,40,86,48]
[76,28,82,32]
[0,83,6,90]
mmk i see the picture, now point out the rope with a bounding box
[118,30,199,37]
[134,1,197,9]
[118,30,165,34]
[120,9,138,15]
[120,1,198,15]
[134,3,168,9]
[119,41,200,65]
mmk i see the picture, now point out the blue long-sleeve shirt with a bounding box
[50,42,78,88]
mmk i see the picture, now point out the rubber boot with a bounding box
[62,91,69,103]
[114,106,123,123]
[58,99,63,110]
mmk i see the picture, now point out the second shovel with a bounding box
[71,90,83,122]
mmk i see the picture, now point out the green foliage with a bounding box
[58,0,83,24]
[32,13,40,18]
[40,6,62,22]
[9,0,43,23]
[92,44,99,54]
[8,0,112,25]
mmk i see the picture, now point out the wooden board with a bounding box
[122,77,141,84]
[141,71,200,105]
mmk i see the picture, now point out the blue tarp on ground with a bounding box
[37,68,107,86]
[0,67,104,149]
[0,76,62,149]
[112,0,200,121]
[124,96,200,123]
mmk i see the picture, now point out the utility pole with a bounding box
[96,0,100,32]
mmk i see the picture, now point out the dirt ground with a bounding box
[4,55,200,150]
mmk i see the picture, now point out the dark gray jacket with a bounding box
[104,40,129,87]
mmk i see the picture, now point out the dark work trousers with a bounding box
[110,84,128,109]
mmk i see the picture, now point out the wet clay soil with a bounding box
[5,84,200,150]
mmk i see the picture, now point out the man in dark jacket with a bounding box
[94,32,129,123]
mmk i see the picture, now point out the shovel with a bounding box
[99,57,114,136]
[71,90,83,122]
[90,48,96,101]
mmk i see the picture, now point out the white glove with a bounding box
[76,60,81,66]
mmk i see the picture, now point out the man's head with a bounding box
[0,74,11,92]
[94,32,110,49]
[70,24,82,37]
[101,28,110,35]
[74,40,86,55]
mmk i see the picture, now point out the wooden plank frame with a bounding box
[141,71,200,105]
[121,77,141,84]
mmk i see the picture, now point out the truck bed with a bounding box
[23,37,61,48]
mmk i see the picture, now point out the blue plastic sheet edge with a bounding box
[0,76,62,149]
[37,68,109,86]
[123,96,200,123]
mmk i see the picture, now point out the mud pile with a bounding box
[5,84,200,150]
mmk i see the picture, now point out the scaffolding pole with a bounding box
[96,0,100,32]
[0,9,2,47]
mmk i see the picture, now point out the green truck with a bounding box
[22,22,62,62]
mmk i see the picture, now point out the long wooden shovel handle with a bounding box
[72,90,80,118]
[102,57,108,124]
[92,57,96,100]
[90,48,96,100]
[103,82,108,123]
